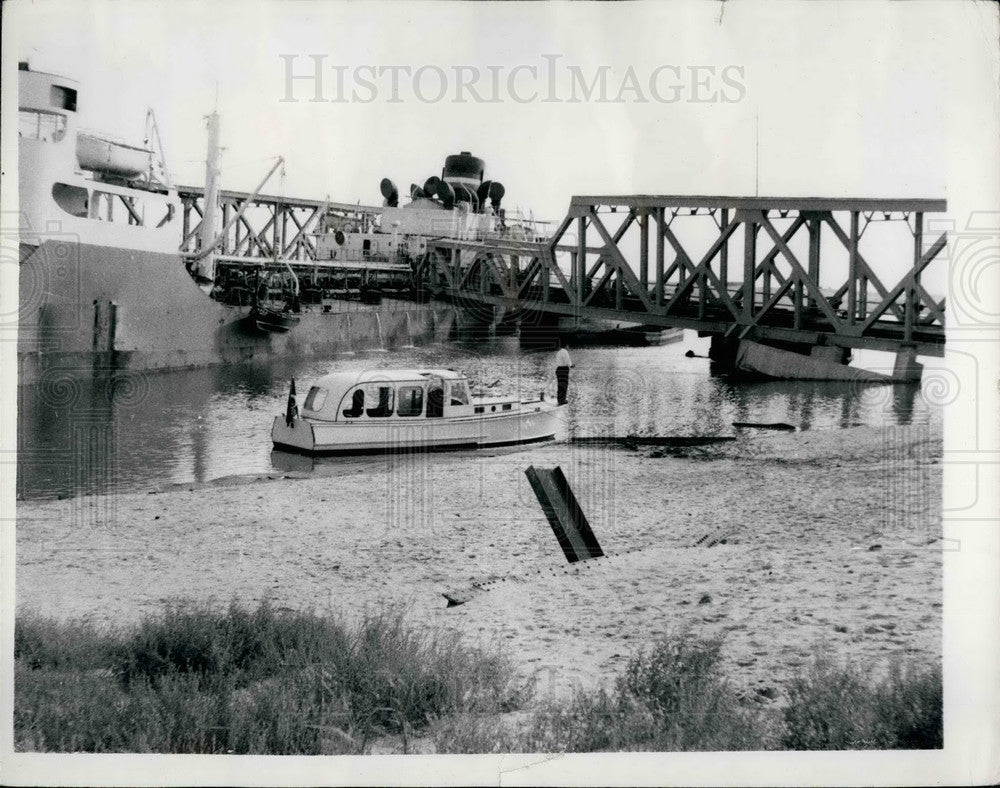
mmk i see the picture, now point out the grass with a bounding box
[15,601,524,754]
[515,634,774,752]
[15,604,942,753]
[437,634,942,754]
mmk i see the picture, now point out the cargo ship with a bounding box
[14,64,540,386]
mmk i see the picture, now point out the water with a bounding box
[16,333,941,501]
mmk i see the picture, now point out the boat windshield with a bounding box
[448,381,470,406]
[303,386,327,411]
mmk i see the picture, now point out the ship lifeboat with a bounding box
[76,132,153,178]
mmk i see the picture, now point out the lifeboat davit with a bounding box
[76,132,153,178]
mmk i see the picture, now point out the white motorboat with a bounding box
[271,368,564,454]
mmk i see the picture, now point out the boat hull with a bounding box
[16,240,455,384]
[271,402,564,455]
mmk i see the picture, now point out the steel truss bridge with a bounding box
[176,189,948,357]
[176,185,385,266]
[419,196,948,357]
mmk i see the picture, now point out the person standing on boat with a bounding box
[554,339,572,405]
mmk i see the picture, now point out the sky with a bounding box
[9,0,992,223]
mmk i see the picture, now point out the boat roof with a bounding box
[308,368,466,392]
[301,368,469,419]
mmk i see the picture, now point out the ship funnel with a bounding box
[435,180,456,209]
[380,178,399,207]
[489,181,505,209]
[453,183,473,204]
[423,176,441,198]
[442,151,485,185]
[477,180,493,207]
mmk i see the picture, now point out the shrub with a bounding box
[782,655,942,750]
[15,614,110,671]
[523,634,771,752]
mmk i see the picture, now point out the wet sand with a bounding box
[16,423,942,702]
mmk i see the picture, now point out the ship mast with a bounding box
[195,111,221,289]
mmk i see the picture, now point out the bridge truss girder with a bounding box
[177,187,381,263]
[423,196,947,357]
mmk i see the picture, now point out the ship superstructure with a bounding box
[14,64,524,383]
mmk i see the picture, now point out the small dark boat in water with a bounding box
[244,305,301,333]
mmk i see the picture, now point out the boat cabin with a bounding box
[301,368,487,422]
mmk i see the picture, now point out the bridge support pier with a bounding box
[709,335,739,367]
[454,304,518,338]
[892,346,923,383]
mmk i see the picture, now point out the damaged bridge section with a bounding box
[420,195,948,372]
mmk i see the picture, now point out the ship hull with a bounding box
[16,240,455,385]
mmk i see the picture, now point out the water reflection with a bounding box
[17,335,940,500]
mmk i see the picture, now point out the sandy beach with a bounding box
[16,423,942,703]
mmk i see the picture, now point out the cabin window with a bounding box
[397,385,423,417]
[342,388,364,418]
[303,386,327,412]
[448,381,470,406]
[50,85,78,111]
[502,403,512,411]
[427,383,444,418]
[365,385,394,417]
[19,109,67,142]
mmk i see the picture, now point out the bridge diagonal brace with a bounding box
[659,223,698,281]
[516,256,544,298]
[914,282,946,326]
[857,232,948,333]
[821,211,906,322]
[588,210,654,311]
[660,220,743,319]
[746,275,797,327]
[429,249,456,289]
[585,210,637,280]
[252,211,278,256]
[583,265,617,307]
[236,212,272,257]
[180,201,205,251]
[483,255,517,300]
[758,213,843,329]
[281,207,322,259]
[545,214,575,258]
[918,233,948,271]
[546,255,575,301]
[753,215,806,286]
[457,253,484,292]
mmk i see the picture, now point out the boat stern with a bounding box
[271,415,316,453]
